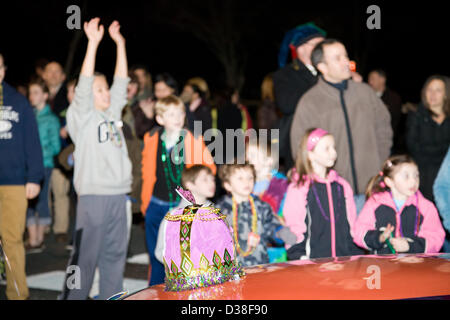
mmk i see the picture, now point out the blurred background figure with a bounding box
[180,76,210,103]
[257,72,279,131]
[368,69,404,154]
[26,79,60,252]
[132,72,178,140]
[273,22,326,173]
[130,64,153,101]
[182,81,212,135]
[42,61,71,244]
[406,75,450,203]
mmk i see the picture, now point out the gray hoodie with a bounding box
[66,75,132,196]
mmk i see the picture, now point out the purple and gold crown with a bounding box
[162,187,244,291]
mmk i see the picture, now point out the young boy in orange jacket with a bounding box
[141,95,216,285]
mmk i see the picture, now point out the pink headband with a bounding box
[307,128,329,151]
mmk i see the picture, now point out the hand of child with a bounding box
[83,18,104,44]
[379,223,395,243]
[108,20,125,45]
[247,232,260,248]
[390,237,410,253]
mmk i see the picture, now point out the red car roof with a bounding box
[124,254,450,300]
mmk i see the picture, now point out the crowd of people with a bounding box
[0,18,449,300]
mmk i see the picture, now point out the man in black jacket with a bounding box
[273,23,326,172]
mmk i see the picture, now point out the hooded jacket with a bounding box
[353,191,445,254]
[66,75,132,196]
[140,127,216,214]
[283,170,364,260]
[0,81,44,185]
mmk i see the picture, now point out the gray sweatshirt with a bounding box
[66,75,132,196]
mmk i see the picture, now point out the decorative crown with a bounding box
[163,188,245,291]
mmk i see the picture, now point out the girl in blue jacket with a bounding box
[26,79,60,252]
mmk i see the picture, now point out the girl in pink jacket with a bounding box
[353,155,445,254]
[283,128,364,260]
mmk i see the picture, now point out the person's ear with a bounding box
[223,181,232,194]
[155,114,164,126]
[307,150,315,163]
[43,92,49,102]
[384,176,394,189]
[185,181,195,192]
[296,46,306,61]
[316,61,327,75]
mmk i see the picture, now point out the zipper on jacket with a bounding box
[326,181,336,258]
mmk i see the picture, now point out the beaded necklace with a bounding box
[311,181,342,222]
[161,131,184,207]
[232,196,258,257]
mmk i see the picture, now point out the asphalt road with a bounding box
[0,213,149,300]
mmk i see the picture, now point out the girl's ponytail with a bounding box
[365,171,387,199]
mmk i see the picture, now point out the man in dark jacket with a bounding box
[0,53,44,300]
[273,23,326,172]
[368,69,404,154]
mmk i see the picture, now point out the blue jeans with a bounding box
[145,196,177,286]
[26,167,53,227]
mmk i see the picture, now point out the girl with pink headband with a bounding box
[283,128,364,260]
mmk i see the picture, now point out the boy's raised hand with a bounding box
[83,17,104,44]
[108,20,125,45]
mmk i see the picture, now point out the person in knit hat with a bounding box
[273,22,326,173]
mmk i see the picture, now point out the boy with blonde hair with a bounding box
[141,95,216,285]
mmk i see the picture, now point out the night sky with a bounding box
[1,0,448,104]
